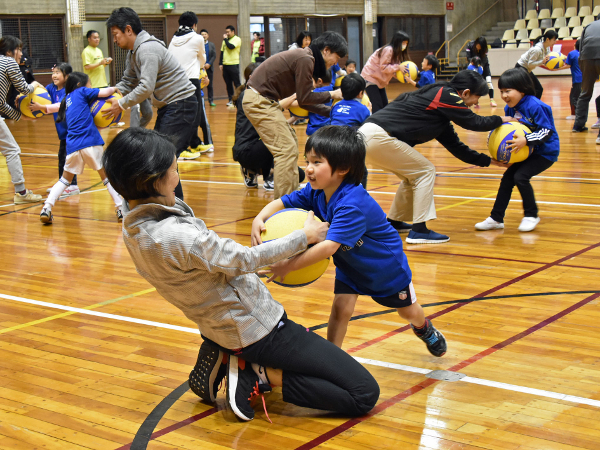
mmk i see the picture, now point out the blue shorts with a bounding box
[334,279,417,308]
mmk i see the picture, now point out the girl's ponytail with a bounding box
[55,71,89,123]
[56,97,67,123]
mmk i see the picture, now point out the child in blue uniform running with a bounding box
[406,55,439,88]
[306,69,333,136]
[252,126,447,356]
[40,72,123,224]
[475,68,559,232]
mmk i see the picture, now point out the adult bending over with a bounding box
[466,37,497,107]
[358,70,513,244]
[515,29,558,100]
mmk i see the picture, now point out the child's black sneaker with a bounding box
[116,207,123,222]
[40,207,53,224]
[240,167,258,188]
[226,355,271,421]
[188,340,227,403]
[412,319,447,357]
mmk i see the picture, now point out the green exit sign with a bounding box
[160,2,175,10]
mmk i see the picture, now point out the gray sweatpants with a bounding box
[130,98,153,128]
[0,117,25,193]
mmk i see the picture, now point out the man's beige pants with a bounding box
[243,88,299,198]
[359,122,436,224]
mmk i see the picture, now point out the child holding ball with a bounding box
[475,68,559,233]
[40,72,123,224]
[252,126,447,357]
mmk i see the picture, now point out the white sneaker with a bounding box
[592,119,600,129]
[596,135,600,145]
[475,217,504,230]
[518,216,540,232]
[566,115,576,120]
[61,185,80,197]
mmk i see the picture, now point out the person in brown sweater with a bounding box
[244,31,347,198]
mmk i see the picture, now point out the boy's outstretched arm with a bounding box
[252,199,286,246]
[264,240,340,283]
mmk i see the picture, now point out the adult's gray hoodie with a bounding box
[116,30,196,110]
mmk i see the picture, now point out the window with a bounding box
[383,16,444,53]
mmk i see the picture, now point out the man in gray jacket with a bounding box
[574,17,600,142]
[104,7,197,199]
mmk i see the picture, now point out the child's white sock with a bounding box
[45,177,70,208]
[103,178,122,207]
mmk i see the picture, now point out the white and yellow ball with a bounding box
[487,122,533,163]
[334,75,344,87]
[333,92,370,107]
[546,52,565,69]
[16,86,52,118]
[90,92,123,128]
[261,208,330,287]
[396,61,418,83]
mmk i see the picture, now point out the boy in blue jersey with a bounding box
[554,40,582,120]
[252,126,447,357]
[467,56,483,75]
[406,55,439,88]
[306,69,333,136]
[330,73,371,127]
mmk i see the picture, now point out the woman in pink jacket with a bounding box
[361,31,410,112]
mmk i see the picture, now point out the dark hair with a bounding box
[102,128,176,201]
[233,62,260,103]
[533,29,558,45]
[312,31,348,58]
[498,68,536,96]
[575,39,580,51]
[253,32,260,38]
[0,36,22,56]
[226,25,235,32]
[56,72,89,123]
[345,60,356,67]
[295,31,312,48]
[472,37,489,57]
[53,62,73,77]
[106,7,143,35]
[395,69,489,103]
[200,29,208,34]
[317,67,332,84]
[341,73,366,100]
[470,56,482,67]
[424,54,439,70]
[178,11,198,27]
[86,30,99,39]
[378,30,410,64]
[305,126,365,185]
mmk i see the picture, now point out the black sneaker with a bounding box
[263,175,274,191]
[240,167,258,188]
[412,319,447,357]
[388,218,412,233]
[189,341,227,403]
[572,126,589,132]
[226,355,271,421]
[116,207,123,222]
[40,207,53,224]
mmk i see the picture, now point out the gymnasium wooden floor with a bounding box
[1,77,600,450]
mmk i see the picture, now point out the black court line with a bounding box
[125,288,600,449]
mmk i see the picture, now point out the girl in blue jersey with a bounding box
[30,63,80,196]
[252,126,447,357]
[39,72,123,224]
[475,68,559,233]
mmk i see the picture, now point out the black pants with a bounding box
[58,139,77,186]
[205,66,214,103]
[204,313,379,416]
[574,58,600,130]
[516,64,543,99]
[482,63,494,99]
[570,82,582,115]
[366,85,388,113]
[223,64,241,101]
[490,154,554,222]
[189,79,213,148]
[154,95,198,200]
[234,139,274,178]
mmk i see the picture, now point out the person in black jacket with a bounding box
[200,29,217,106]
[466,37,497,108]
[358,70,514,244]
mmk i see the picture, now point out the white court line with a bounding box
[0,187,107,209]
[1,291,599,409]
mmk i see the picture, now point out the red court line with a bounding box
[296,291,600,450]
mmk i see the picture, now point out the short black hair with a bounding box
[54,62,72,77]
[86,30,99,39]
[253,32,260,37]
[345,60,356,67]
[226,25,235,32]
[575,39,580,51]
[314,66,332,84]
[470,56,482,66]
[106,7,143,35]
[498,68,536,96]
[0,36,22,56]
[312,31,348,58]
[424,54,439,70]
[305,126,365,185]
[102,128,177,201]
[178,11,198,27]
[200,29,208,34]
[341,72,366,100]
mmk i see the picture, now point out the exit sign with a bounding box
[446,2,454,10]
[160,2,175,10]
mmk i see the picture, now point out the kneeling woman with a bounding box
[359,70,513,244]
[102,128,379,422]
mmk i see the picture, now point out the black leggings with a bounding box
[204,313,379,416]
[490,154,554,222]
[58,139,77,186]
[234,139,274,179]
[189,79,213,148]
[365,85,388,113]
[570,82,582,115]
[516,63,543,99]
[482,63,494,99]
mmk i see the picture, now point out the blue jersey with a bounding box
[505,95,559,162]
[46,83,67,140]
[416,70,435,87]
[281,182,412,297]
[566,50,582,84]
[467,64,483,75]
[330,99,371,127]
[306,85,332,136]
[65,87,104,155]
